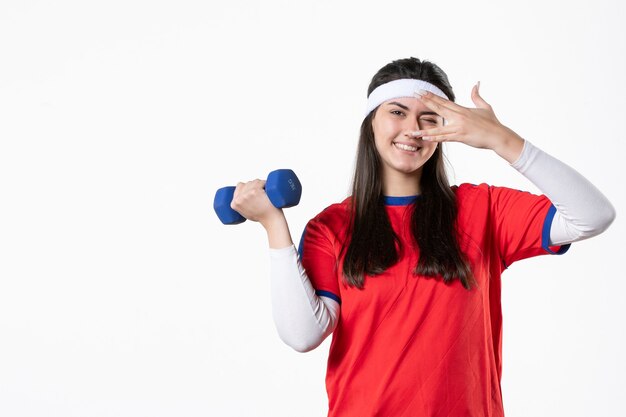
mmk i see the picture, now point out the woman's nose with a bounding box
[404,118,420,133]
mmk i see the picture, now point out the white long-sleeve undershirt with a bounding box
[511,139,616,245]
[269,245,339,353]
[269,139,616,352]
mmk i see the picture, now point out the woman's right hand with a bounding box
[231,179,285,227]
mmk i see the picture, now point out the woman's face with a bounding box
[371,97,442,181]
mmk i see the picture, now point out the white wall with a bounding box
[1,0,624,416]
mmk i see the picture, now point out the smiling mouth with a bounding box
[393,142,421,152]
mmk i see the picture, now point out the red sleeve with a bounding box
[298,217,342,305]
[488,185,571,269]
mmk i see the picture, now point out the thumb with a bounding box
[471,81,491,109]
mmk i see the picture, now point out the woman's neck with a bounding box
[382,170,422,196]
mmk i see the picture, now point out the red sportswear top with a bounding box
[298,183,570,417]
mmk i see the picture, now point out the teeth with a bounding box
[394,142,419,152]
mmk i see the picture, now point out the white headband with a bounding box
[364,78,449,118]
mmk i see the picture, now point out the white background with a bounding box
[1,0,625,416]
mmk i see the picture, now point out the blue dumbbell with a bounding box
[214,169,302,225]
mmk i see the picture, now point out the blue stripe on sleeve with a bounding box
[316,290,342,305]
[542,204,572,255]
[298,227,306,258]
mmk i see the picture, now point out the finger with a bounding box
[233,181,245,199]
[421,133,459,142]
[406,127,456,138]
[252,178,266,191]
[471,82,492,110]
[412,94,445,118]
[413,90,463,114]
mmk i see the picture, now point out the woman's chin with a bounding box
[392,164,423,176]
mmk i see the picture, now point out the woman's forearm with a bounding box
[269,245,339,352]
[491,127,526,164]
[261,212,294,249]
[261,213,339,352]
[507,139,616,245]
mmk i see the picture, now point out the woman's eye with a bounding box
[421,119,437,124]
[391,110,405,116]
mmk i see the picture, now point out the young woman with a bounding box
[230,57,616,416]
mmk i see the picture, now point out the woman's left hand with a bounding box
[410,82,521,151]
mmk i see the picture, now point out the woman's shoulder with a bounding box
[453,182,536,209]
[453,182,531,196]
[452,183,498,208]
[308,196,352,226]
[452,182,491,196]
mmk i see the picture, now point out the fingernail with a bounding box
[409,130,422,136]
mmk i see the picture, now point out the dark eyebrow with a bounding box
[387,101,410,110]
[386,101,439,117]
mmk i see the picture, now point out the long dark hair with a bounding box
[341,57,477,291]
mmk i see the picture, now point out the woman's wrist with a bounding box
[491,127,525,164]
[261,212,294,249]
